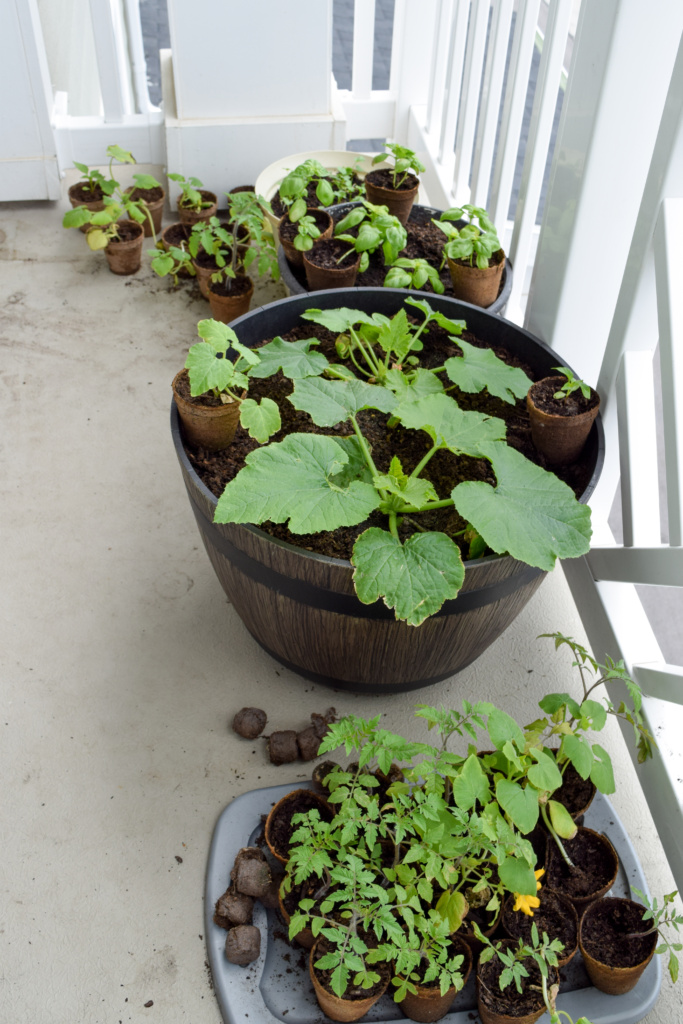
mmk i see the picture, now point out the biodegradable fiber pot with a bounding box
[277,888,315,950]
[124,185,165,237]
[398,937,472,1023]
[170,289,604,694]
[527,376,601,466]
[579,896,658,995]
[364,168,420,226]
[309,940,390,1022]
[303,239,361,290]
[447,250,506,308]
[160,223,193,278]
[172,369,241,451]
[208,276,254,324]
[501,888,578,967]
[278,209,334,268]
[546,827,619,913]
[264,788,331,864]
[68,182,106,232]
[104,220,144,275]
[177,189,218,226]
[477,942,559,1024]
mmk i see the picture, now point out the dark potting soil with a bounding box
[268,790,332,859]
[502,888,577,955]
[313,936,391,1000]
[174,368,226,408]
[282,875,332,919]
[581,899,657,968]
[163,223,192,247]
[547,830,617,899]
[279,209,332,243]
[304,237,359,270]
[183,317,596,562]
[365,168,419,193]
[111,222,142,243]
[530,378,600,417]
[209,273,252,298]
[555,761,596,817]
[70,181,104,203]
[412,937,469,986]
[194,250,224,271]
[478,951,554,1017]
[127,185,164,203]
[179,188,216,209]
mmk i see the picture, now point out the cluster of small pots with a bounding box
[226,760,658,1024]
[67,179,167,275]
[231,706,337,765]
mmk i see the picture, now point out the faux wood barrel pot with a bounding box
[171,289,604,693]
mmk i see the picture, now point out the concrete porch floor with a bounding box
[2,175,681,1024]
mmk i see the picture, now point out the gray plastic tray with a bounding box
[206,782,661,1024]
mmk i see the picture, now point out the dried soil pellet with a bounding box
[297,725,322,762]
[259,868,284,910]
[232,707,267,739]
[225,924,261,966]
[268,730,298,765]
[231,847,272,898]
[214,885,254,928]
[310,707,336,740]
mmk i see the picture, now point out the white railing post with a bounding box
[469,0,514,210]
[352,0,375,101]
[452,0,490,203]
[89,0,134,122]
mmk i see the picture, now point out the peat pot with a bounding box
[278,204,514,315]
[171,289,604,694]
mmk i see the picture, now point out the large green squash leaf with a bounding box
[213,433,380,534]
[451,443,592,570]
[384,368,444,401]
[248,336,329,379]
[351,528,465,626]
[395,394,506,456]
[289,377,397,427]
[444,338,532,404]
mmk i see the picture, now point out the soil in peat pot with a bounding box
[268,790,332,856]
[554,761,596,816]
[280,209,331,243]
[183,317,596,562]
[531,379,599,417]
[365,168,420,193]
[313,936,391,1000]
[582,901,657,969]
[208,274,253,298]
[479,954,553,1018]
[70,182,105,203]
[127,185,164,205]
[110,222,142,243]
[304,237,360,270]
[163,223,192,247]
[547,831,616,899]
[503,888,577,953]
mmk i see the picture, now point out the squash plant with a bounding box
[213,297,593,626]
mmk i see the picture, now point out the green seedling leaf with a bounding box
[590,744,615,794]
[133,173,161,190]
[547,799,578,839]
[452,753,490,810]
[384,368,444,401]
[487,707,526,750]
[214,433,380,534]
[538,692,582,719]
[452,443,592,571]
[248,336,329,379]
[301,307,377,333]
[495,779,539,834]
[374,456,438,509]
[106,144,135,163]
[289,377,396,427]
[373,309,414,361]
[86,228,109,251]
[498,856,538,897]
[351,528,465,626]
[435,890,469,932]
[444,339,532,404]
[404,297,467,336]
[580,699,607,731]
[185,341,243,396]
[395,394,506,456]
[560,735,593,780]
[527,750,563,793]
[197,319,260,366]
[63,206,92,228]
[239,397,281,443]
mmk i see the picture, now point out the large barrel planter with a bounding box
[278,204,514,316]
[171,289,603,694]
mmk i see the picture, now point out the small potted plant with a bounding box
[475,926,563,1024]
[434,205,505,307]
[168,172,218,226]
[63,198,146,274]
[67,161,116,231]
[579,888,683,995]
[123,171,165,237]
[150,243,196,287]
[172,319,283,451]
[384,257,445,293]
[303,201,407,291]
[207,193,280,321]
[272,158,365,224]
[527,367,601,466]
[364,142,425,225]
[278,208,334,267]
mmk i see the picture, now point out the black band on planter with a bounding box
[187,489,545,621]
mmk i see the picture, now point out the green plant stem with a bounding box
[409,443,441,480]
[350,415,382,483]
[401,498,454,515]
[389,512,400,541]
[349,326,383,377]
[540,802,574,869]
